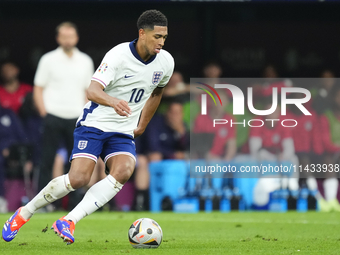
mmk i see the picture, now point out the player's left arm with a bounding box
[134,87,164,138]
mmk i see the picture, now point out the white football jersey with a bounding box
[76,39,174,136]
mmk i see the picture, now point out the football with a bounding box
[128,218,163,249]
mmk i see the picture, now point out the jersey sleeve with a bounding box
[34,55,49,87]
[158,54,175,88]
[91,50,120,89]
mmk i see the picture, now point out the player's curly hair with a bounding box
[137,10,167,30]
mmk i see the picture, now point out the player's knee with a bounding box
[120,167,134,184]
[68,171,92,189]
[111,163,134,184]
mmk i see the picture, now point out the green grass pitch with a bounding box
[1,211,340,254]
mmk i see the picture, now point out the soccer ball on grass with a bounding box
[128,218,163,248]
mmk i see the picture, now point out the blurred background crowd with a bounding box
[1,1,340,213]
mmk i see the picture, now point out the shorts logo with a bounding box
[98,63,108,74]
[152,71,163,86]
[78,140,88,150]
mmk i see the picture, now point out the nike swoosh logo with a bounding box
[43,195,50,203]
[95,202,100,208]
[124,75,134,78]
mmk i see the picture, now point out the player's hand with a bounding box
[133,127,145,138]
[112,98,131,117]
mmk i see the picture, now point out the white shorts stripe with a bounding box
[72,153,97,163]
[104,152,136,163]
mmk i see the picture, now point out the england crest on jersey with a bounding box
[78,140,88,150]
[152,71,163,86]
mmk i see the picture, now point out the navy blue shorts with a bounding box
[70,126,136,163]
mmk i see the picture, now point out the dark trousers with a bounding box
[38,114,80,209]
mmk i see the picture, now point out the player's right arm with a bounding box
[89,47,132,117]
[86,80,131,117]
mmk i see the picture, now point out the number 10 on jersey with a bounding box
[129,88,144,103]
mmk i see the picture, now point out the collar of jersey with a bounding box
[129,39,156,65]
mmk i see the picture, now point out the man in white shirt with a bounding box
[3,10,174,245]
[33,22,94,202]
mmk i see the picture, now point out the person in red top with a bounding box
[316,87,340,212]
[250,117,293,156]
[286,91,323,195]
[319,106,340,155]
[287,111,321,155]
[250,102,299,207]
[0,62,32,114]
[312,69,336,115]
[193,91,236,161]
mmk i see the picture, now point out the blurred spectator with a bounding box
[251,64,279,98]
[320,87,340,154]
[133,154,149,211]
[0,104,32,212]
[317,87,340,212]
[252,65,291,105]
[159,71,191,126]
[193,91,236,161]
[18,92,43,170]
[259,64,292,99]
[287,92,322,164]
[147,101,189,161]
[203,61,222,79]
[33,21,94,209]
[250,101,299,208]
[133,101,189,211]
[180,61,224,133]
[163,71,187,97]
[312,69,336,115]
[240,66,287,153]
[262,64,279,80]
[201,62,239,157]
[286,92,322,201]
[225,90,252,154]
[133,128,151,211]
[0,61,32,114]
[260,79,292,98]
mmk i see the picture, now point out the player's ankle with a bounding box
[20,206,33,221]
[65,214,77,224]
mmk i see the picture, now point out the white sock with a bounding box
[323,178,338,201]
[306,177,323,200]
[65,175,123,224]
[288,178,299,191]
[306,177,318,191]
[20,174,75,220]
